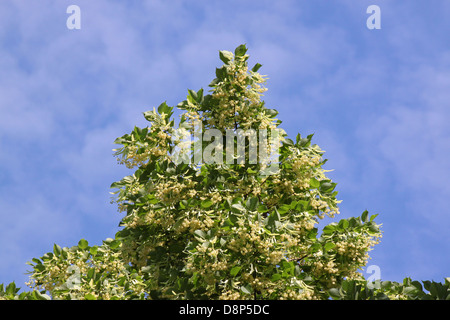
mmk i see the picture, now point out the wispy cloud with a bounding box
[1,0,449,286]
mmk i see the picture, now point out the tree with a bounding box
[1,45,448,300]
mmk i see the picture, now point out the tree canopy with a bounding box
[1,44,448,300]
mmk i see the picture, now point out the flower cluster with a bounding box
[203,49,270,131]
[26,240,147,300]
[334,231,382,272]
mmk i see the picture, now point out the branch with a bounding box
[288,254,309,264]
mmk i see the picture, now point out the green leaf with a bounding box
[251,63,262,72]
[240,284,253,295]
[257,204,268,213]
[329,288,342,299]
[338,219,349,230]
[246,197,258,211]
[34,264,45,273]
[104,238,121,249]
[188,89,198,102]
[283,138,294,146]
[230,266,242,277]
[368,223,380,233]
[109,240,121,249]
[196,88,204,102]
[320,181,336,193]
[87,268,95,280]
[78,239,89,250]
[61,247,69,259]
[324,242,336,252]
[53,244,62,256]
[89,246,98,256]
[201,199,214,209]
[361,210,369,223]
[277,204,290,215]
[219,50,234,64]
[348,217,361,228]
[84,294,97,300]
[427,282,446,298]
[231,203,246,213]
[281,260,293,271]
[246,167,257,174]
[234,44,248,57]
[309,177,320,189]
[266,209,281,231]
[322,223,337,235]
[179,200,188,209]
[411,280,423,291]
[271,274,282,282]
[215,66,227,80]
[264,108,278,118]
[157,101,170,115]
[194,230,206,239]
[30,290,50,300]
[142,110,157,122]
[5,282,17,296]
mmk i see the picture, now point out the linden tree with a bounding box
[3,44,447,301]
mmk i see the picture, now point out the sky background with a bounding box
[1,0,449,289]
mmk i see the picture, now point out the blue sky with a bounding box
[1,0,449,289]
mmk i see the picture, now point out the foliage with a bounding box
[24,239,147,300]
[329,278,450,300]
[0,282,50,300]
[1,45,447,300]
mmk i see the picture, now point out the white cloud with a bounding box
[350,51,450,282]
[358,55,450,222]
[1,0,449,287]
